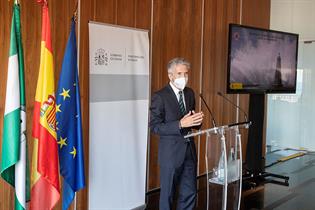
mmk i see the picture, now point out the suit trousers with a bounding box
[159,142,197,210]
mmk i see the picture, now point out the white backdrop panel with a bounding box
[89,101,148,209]
[89,22,149,210]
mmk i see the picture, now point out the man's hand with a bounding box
[180,111,204,128]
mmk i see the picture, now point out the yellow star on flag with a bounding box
[60,88,70,100]
[70,146,77,158]
[56,104,61,113]
[58,136,67,149]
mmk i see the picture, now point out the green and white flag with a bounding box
[1,3,30,210]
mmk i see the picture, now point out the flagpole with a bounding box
[77,0,80,74]
[74,0,81,209]
[74,192,77,210]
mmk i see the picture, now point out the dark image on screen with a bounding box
[227,24,298,93]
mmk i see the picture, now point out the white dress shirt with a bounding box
[169,81,186,110]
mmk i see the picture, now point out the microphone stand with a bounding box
[217,91,249,123]
[199,93,217,129]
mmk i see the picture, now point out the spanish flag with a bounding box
[30,2,60,210]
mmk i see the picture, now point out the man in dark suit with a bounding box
[150,58,204,210]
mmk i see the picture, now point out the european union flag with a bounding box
[56,18,85,210]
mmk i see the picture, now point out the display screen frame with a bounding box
[226,24,299,94]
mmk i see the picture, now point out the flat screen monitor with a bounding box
[227,24,299,94]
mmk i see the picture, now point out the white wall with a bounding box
[267,0,315,151]
[271,0,315,41]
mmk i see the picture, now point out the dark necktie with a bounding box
[178,91,186,115]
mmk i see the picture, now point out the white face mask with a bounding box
[173,77,188,90]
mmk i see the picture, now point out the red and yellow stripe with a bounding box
[30,3,60,210]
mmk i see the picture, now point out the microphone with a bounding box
[217,91,248,122]
[199,93,217,128]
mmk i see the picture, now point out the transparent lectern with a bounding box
[185,121,251,210]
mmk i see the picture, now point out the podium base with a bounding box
[209,159,241,185]
[209,176,240,185]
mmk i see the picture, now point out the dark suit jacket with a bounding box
[150,84,198,168]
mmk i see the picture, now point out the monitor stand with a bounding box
[243,94,289,189]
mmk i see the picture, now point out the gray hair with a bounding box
[167,57,191,74]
